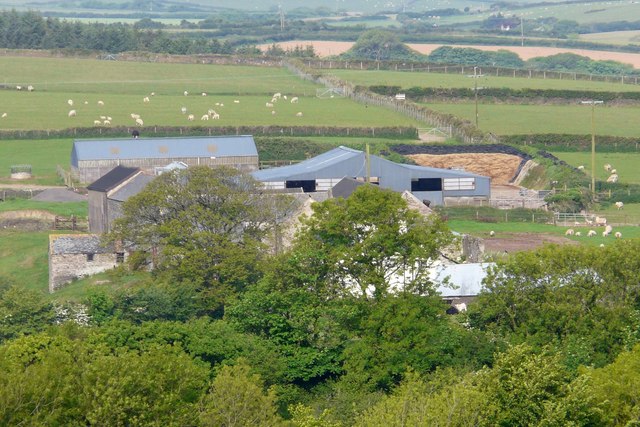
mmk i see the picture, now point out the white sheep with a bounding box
[266,102,274,108]
[97,100,104,106]
[271,97,278,103]
[603,225,613,237]
[600,243,605,247]
[283,95,288,100]
[577,165,585,171]
[271,110,276,115]
[489,230,495,237]
[107,116,112,121]
[604,163,612,172]
[295,112,303,117]
[595,216,607,226]
[187,114,194,121]
[615,201,624,210]
[575,231,582,237]
[181,107,187,114]
[150,92,155,96]
[16,85,22,90]
[201,114,209,121]
[27,85,34,92]
[587,230,597,237]
[607,174,619,183]
[615,231,622,239]
[273,92,282,99]
[135,118,144,126]
[202,92,207,97]
[1,113,6,118]
[93,120,101,125]
[219,103,224,107]
[84,101,89,105]
[67,99,74,106]
[131,113,140,120]
[233,100,240,103]
[103,120,111,125]
[290,96,299,103]
[211,113,220,120]
[453,302,467,313]
[68,109,76,117]
[183,91,189,96]
[610,169,617,175]
[565,229,574,236]
[143,96,150,103]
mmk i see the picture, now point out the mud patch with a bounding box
[407,153,522,185]
[483,233,578,254]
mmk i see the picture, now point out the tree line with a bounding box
[2,165,640,425]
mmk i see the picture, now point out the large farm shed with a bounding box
[253,146,490,205]
[71,135,259,183]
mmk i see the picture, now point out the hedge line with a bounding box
[369,85,640,103]
[0,125,418,140]
[502,134,640,152]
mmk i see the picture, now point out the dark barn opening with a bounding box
[411,178,442,192]
[286,180,316,193]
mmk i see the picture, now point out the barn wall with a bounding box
[88,190,107,233]
[77,156,259,183]
[48,252,126,292]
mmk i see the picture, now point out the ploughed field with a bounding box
[0,56,421,130]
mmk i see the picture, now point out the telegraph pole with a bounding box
[581,100,604,195]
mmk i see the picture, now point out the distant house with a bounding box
[87,166,154,234]
[253,146,490,205]
[71,135,259,183]
[48,234,127,292]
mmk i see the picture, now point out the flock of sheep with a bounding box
[61,89,304,126]
[576,163,619,183]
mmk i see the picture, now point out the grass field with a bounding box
[551,152,640,185]
[0,57,421,130]
[329,69,640,92]
[0,230,55,294]
[0,199,87,217]
[0,139,71,184]
[421,102,640,137]
[580,30,640,46]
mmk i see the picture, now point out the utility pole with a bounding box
[521,15,524,46]
[279,5,285,31]
[468,67,484,128]
[581,100,604,195]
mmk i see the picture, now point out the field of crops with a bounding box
[329,69,640,92]
[580,30,640,46]
[421,102,640,137]
[0,57,422,130]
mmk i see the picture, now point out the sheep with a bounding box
[271,110,276,115]
[130,113,140,120]
[615,231,622,239]
[103,120,111,125]
[453,302,467,313]
[271,97,278,103]
[200,114,209,121]
[283,95,288,100]
[611,169,617,175]
[97,100,104,106]
[565,229,575,236]
[600,243,605,248]
[295,112,303,117]
[489,230,495,237]
[27,85,34,92]
[135,118,144,126]
[181,107,187,114]
[143,96,150,103]
[233,100,240,103]
[273,92,282,99]
[595,216,607,226]
[84,101,89,105]
[219,103,224,107]
[183,91,189,96]
[607,174,619,183]
[585,218,594,226]
[290,96,299,103]
[603,225,613,237]
[1,113,6,118]
[187,114,195,121]
[265,102,274,108]
[575,231,582,237]
[93,120,102,125]
[107,116,112,121]
[16,85,22,90]
[587,230,597,237]
[615,201,624,210]
[150,92,155,96]
[202,92,207,97]
[68,109,76,117]
[604,163,612,172]
[577,165,585,171]
[211,113,220,120]
[67,99,74,106]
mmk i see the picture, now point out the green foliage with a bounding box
[527,53,637,76]
[0,282,55,342]
[289,403,343,427]
[199,361,284,427]
[545,188,592,212]
[342,30,425,62]
[428,46,525,68]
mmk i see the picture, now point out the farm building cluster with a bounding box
[49,135,492,292]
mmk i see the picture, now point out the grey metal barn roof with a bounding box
[253,146,488,181]
[71,135,258,167]
[86,166,140,192]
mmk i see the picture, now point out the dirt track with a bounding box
[483,233,578,254]
[262,40,640,68]
[407,153,522,185]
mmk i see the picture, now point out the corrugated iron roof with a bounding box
[71,135,258,166]
[253,146,488,181]
[108,174,155,202]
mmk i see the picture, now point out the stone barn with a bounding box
[71,135,259,183]
[48,234,127,292]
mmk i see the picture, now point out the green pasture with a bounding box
[0,199,87,217]
[329,69,640,92]
[0,139,71,185]
[551,151,640,185]
[0,230,54,294]
[0,57,421,130]
[421,102,640,137]
[448,219,640,245]
[580,30,640,46]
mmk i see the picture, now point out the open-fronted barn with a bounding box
[71,135,258,183]
[253,146,490,205]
